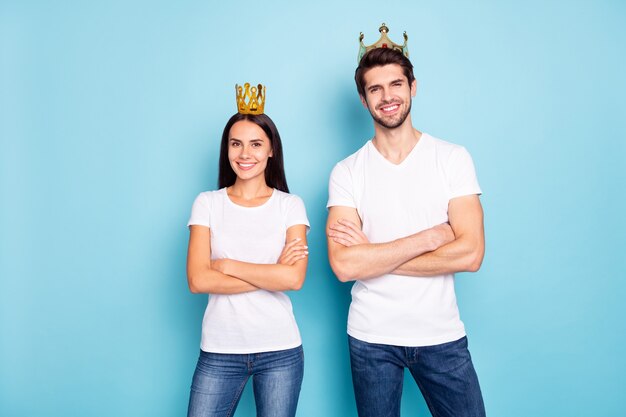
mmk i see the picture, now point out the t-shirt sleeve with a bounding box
[285,194,310,233]
[447,147,482,199]
[327,162,356,208]
[187,192,211,228]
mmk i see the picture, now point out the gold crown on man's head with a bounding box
[235,83,266,115]
[358,23,409,62]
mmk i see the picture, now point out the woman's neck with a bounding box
[227,178,273,205]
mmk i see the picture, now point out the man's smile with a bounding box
[377,102,401,114]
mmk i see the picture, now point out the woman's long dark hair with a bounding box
[218,113,289,193]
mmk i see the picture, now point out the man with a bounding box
[326,37,486,416]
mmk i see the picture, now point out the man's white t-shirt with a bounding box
[327,133,482,347]
[188,188,309,353]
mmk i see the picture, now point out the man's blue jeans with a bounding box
[187,345,304,417]
[349,335,485,417]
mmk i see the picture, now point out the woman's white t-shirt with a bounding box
[188,188,309,353]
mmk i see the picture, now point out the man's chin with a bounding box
[370,107,411,129]
[374,116,406,129]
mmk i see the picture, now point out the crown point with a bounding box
[358,23,409,62]
[235,82,266,115]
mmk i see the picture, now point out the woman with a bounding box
[186,85,309,417]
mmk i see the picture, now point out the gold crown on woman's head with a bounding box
[358,23,409,62]
[235,83,266,115]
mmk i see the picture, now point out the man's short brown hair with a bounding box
[355,48,415,97]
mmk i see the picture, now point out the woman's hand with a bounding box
[278,238,309,266]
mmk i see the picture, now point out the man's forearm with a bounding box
[393,234,484,277]
[392,195,485,277]
[330,230,443,282]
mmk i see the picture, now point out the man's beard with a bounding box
[370,100,412,129]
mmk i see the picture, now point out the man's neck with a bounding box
[371,119,422,165]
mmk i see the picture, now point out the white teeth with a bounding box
[382,105,399,112]
[238,163,254,168]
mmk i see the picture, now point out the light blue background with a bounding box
[1,1,625,416]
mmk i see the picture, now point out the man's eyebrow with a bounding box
[367,79,405,91]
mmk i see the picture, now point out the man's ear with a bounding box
[411,80,418,98]
[360,94,368,109]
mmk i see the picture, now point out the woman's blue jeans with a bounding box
[187,345,304,417]
[349,336,485,417]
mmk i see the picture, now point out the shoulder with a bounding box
[193,188,225,204]
[273,190,309,226]
[422,133,473,163]
[423,133,466,153]
[336,141,371,169]
[330,141,371,180]
[273,189,305,207]
[189,189,225,227]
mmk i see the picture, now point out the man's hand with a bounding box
[326,206,458,281]
[328,218,370,247]
[329,218,453,251]
[278,238,309,265]
[392,195,485,276]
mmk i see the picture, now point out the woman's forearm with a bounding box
[187,264,259,294]
[215,259,306,292]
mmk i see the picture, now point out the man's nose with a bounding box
[379,87,392,102]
